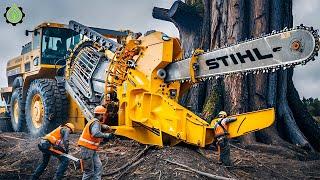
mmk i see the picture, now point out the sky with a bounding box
[0,0,319,98]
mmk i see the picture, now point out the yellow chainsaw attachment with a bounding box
[210,108,275,139]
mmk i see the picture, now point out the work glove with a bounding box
[103,133,114,140]
[101,124,110,131]
[225,117,237,124]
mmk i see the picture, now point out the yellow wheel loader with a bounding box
[0,20,319,148]
[0,22,127,136]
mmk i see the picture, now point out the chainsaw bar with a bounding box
[165,25,320,82]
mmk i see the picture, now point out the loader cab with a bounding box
[40,27,81,65]
[27,25,81,67]
[12,23,82,84]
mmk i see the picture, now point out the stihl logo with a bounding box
[205,48,273,70]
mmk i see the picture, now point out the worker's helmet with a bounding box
[94,105,106,115]
[65,123,75,133]
[218,111,227,118]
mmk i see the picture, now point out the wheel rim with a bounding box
[13,100,19,124]
[31,94,44,129]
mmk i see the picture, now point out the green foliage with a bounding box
[201,81,224,123]
[302,97,320,117]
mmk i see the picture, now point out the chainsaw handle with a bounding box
[48,147,63,155]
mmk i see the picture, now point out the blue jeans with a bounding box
[31,140,69,180]
[80,146,103,180]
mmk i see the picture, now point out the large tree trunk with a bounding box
[153,0,320,151]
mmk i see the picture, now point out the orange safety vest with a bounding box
[212,118,229,138]
[43,126,63,145]
[77,119,102,150]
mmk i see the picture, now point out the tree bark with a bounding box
[287,70,320,150]
[153,0,320,151]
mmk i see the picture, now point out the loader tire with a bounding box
[0,112,13,132]
[56,78,69,127]
[9,88,25,132]
[25,79,68,137]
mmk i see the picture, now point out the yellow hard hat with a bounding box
[218,111,227,118]
[94,105,106,115]
[65,123,75,133]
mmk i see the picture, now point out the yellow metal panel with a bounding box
[35,22,66,30]
[110,30,275,148]
[67,96,85,132]
[136,32,173,80]
[39,64,63,68]
[114,125,163,147]
[210,108,275,138]
[7,57,23,70]
[23,49,41,72]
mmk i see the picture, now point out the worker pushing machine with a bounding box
[211,111,237,166]
[78,105,113,180]
[31,123,75,180]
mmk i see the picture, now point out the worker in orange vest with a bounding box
[211,111,237,166]
[78,105,113,180]
[31,123,75,180]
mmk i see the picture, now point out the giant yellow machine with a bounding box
[1,20,319,147]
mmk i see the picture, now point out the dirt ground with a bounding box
[0,132,319,180]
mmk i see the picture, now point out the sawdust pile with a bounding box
[0,132,319,179]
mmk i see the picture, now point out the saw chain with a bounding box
[68,21,319,84]
[165,25,320,82]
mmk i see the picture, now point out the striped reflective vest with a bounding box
[211,118,228,138]
[77,119,102,150]
[43,126,62,145]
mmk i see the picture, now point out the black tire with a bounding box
[56,78,69,127]
[0,112,13,132]
[25,79,68,137]
[9,88,25,132]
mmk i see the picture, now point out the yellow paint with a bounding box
[0,107,6,114]
[13,100,19,124]
[39,64,63,69]
[210,108,275,138]
[189,49,204,83]
[30,93,44,129]
[112,31,276,147]
[66,96,85,132]
[35,22,66,30]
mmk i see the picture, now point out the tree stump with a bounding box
[153,0,320,151]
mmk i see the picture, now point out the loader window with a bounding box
[33,30,41,50]
[41,27,80,65]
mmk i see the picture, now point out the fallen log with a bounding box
[0,135,27,141]
[115,157,145,180]
[103,145,150,176]
[164,159,235,180]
